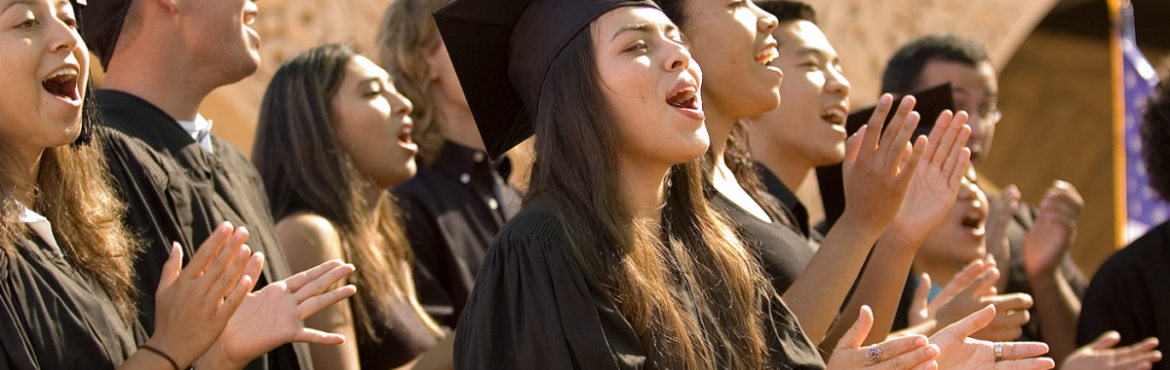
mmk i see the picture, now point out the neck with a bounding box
[705,105,736,184]
[434,99,485,151]
[12,146,44,207]
[755,147,812,192]
[102,48,214,122]
[619,156,669,225]
[362,183,383,214]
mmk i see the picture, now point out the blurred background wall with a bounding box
[91,0,1169,277]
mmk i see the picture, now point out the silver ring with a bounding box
[866,343,882,363]
[994,342,1004,362]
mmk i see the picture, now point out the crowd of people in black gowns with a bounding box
[1,0,1168,368]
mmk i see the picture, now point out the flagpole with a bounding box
[1109,0,1127,248]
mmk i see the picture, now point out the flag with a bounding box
[1111,0,1166,245]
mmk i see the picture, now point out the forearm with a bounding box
[1029,269,1081,368]
[821,237,918,350]
[784,214,884,345]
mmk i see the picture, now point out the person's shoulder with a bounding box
[1095,221,1170,279]
[496,200,565,240]
[274,213,344,267]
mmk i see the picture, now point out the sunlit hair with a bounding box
[653,0,795,228]
[526,24,777,368]
[376,0,453,166]
[253,43,441,340]
[0,81,137,321]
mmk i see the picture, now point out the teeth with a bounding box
[44,67,78,82]
[757,47,778,65]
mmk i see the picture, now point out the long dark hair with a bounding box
[253,44,440,340]
[0,80,138,321]
[526,25,776,369]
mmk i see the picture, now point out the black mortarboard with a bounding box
[80,0,132,69]
[434,0,659,159]
[817,83,955,230]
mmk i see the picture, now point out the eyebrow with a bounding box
[612,23,653,41]
[3,0,35,12]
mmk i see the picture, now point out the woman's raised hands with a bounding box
[828,306,941,370]
[147,222,262,369]
[196,259,357,369]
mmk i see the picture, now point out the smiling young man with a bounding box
[81,0,312,369]
[744,0,845,242]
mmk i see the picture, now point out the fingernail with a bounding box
[222,222,233,232]
[916,336,927,346]
[880,94,893,104]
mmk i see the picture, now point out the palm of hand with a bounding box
[1022,215,1070,277]
[890,163,960,243]
[215,282,302,366]
[934,336,999,370]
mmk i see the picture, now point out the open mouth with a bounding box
[667,87,700,110]
[755,45,779,66]
[821,107,847,126]
[398,122,414,146]
[42,67,80,102]
[960,209,986,235]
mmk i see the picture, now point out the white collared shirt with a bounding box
[19,206,63,258]
[176,114,214,154]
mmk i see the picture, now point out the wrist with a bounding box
[835,211,887,243]
[195,340,239,370]
[1026,265,1062,287]
[143,337,197,370]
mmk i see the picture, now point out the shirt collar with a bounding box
[176,114,214,153]
[431,140,506,183]
[756,163,812,237]
[18,205,63,257]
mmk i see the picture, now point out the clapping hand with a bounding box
[884,109,973,248]
[146,223,260,368]
[930,306,1054,370]
[1023,181,1084,279]
[839,94,927,235]
[1063,331,1161,370]
[197,259,358,369]
[828,306,940,370]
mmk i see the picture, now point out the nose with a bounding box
[664,41,691,73]
[48,18,82,56]
[390,89,413,116]
[825,66,851,98]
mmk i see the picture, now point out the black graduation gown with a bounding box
[711,192,816,294]
[393,141,522,328]
[1077,221,1170,370]
[95,90,310,370]
[757,164,824,243]
[0,234,142,370]
[453,195,825,370]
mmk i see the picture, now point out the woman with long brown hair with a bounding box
[0,0,357,369]
[254,43,452,370]
[425,0,1026,368]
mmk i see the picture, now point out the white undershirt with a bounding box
[176,114,214,154]
[19,206,63,258]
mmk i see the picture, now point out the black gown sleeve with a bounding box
[453,217,644,370]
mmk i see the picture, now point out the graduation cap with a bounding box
[79,0,131,69]
[434,0,659,160]
[816,83,956,230]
